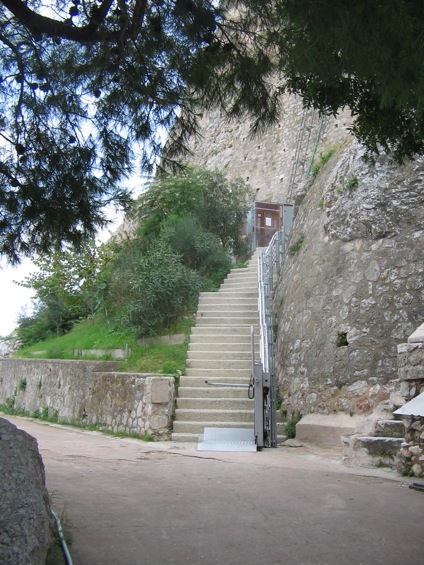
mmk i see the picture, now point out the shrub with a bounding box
[117,242,204,337]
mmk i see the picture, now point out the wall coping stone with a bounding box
[409,322,424,343]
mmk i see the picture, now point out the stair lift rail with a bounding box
[255,228,287,448]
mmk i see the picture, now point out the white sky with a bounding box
[0,258,35,337]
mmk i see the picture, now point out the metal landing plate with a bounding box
[197,427,257,452]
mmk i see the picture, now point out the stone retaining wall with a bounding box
[0,359,176,440]
[396,324,424,477]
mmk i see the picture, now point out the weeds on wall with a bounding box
[288,235,305,257]
[0,403,154,442]
[285,414,302,439]
[311,148,336,178]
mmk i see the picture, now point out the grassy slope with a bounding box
[15,316,193,375]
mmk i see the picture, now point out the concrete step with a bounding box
[174,409,254,423]
[180,374,250,387]
[188,341,254,351]
[212,290,258,298]
[196,303,258,318]
[187,350,252,361]
[177,386,250,399]
[195,317,258,326]
[190,325,258,336]
[173,420,254,435]
[197,300,257,310]
[197,309,259,318]
[219,284,258,292]
[172,422,287,444]
[176,397,254,410]
[184,368,251,379]
[187,359,251,369]
[189,337,253,347]
[198,292,257,300]
[295,413,360,449]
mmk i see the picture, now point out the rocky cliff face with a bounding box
[0,418,53,564]
[273,140,424,417]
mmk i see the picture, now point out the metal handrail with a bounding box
[256,227,288,448]
[257,228,285,373]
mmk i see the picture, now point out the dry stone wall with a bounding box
[272,140,424,419]
[396,323,424,477]
[0,359,176,439]
[0,417,53,564]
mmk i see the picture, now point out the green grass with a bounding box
[15,317,136,359]
[119,342,188,374]
[14,314,192,375]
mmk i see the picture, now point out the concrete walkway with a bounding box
[5,416,424,565]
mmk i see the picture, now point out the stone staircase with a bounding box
[342,400,405,468]
[172,256,259,442]
[295,400,405,470]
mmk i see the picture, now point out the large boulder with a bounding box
[0,417,53,564]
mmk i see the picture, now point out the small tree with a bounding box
[17,241,114,336]
[138,167,254,255]
[115,241,204,337]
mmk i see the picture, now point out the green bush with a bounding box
[137,167,254,255]
[159,214,232,286]
[117,242,204,337]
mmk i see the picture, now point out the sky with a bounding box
[0,257,35,337]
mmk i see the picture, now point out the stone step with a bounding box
[176,397,254,410]
[187,350,252,361]
[184,368,251,379]
[373,419,405,438]
[180,374,250,387]
[342,435,404,468]
[187,358,251,369]
[353,436,404,455]
[174,409,254,423]
[177,386,250,399]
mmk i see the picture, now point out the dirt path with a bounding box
[5,416,424,565]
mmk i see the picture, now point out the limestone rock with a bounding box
[0,418,53,564]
